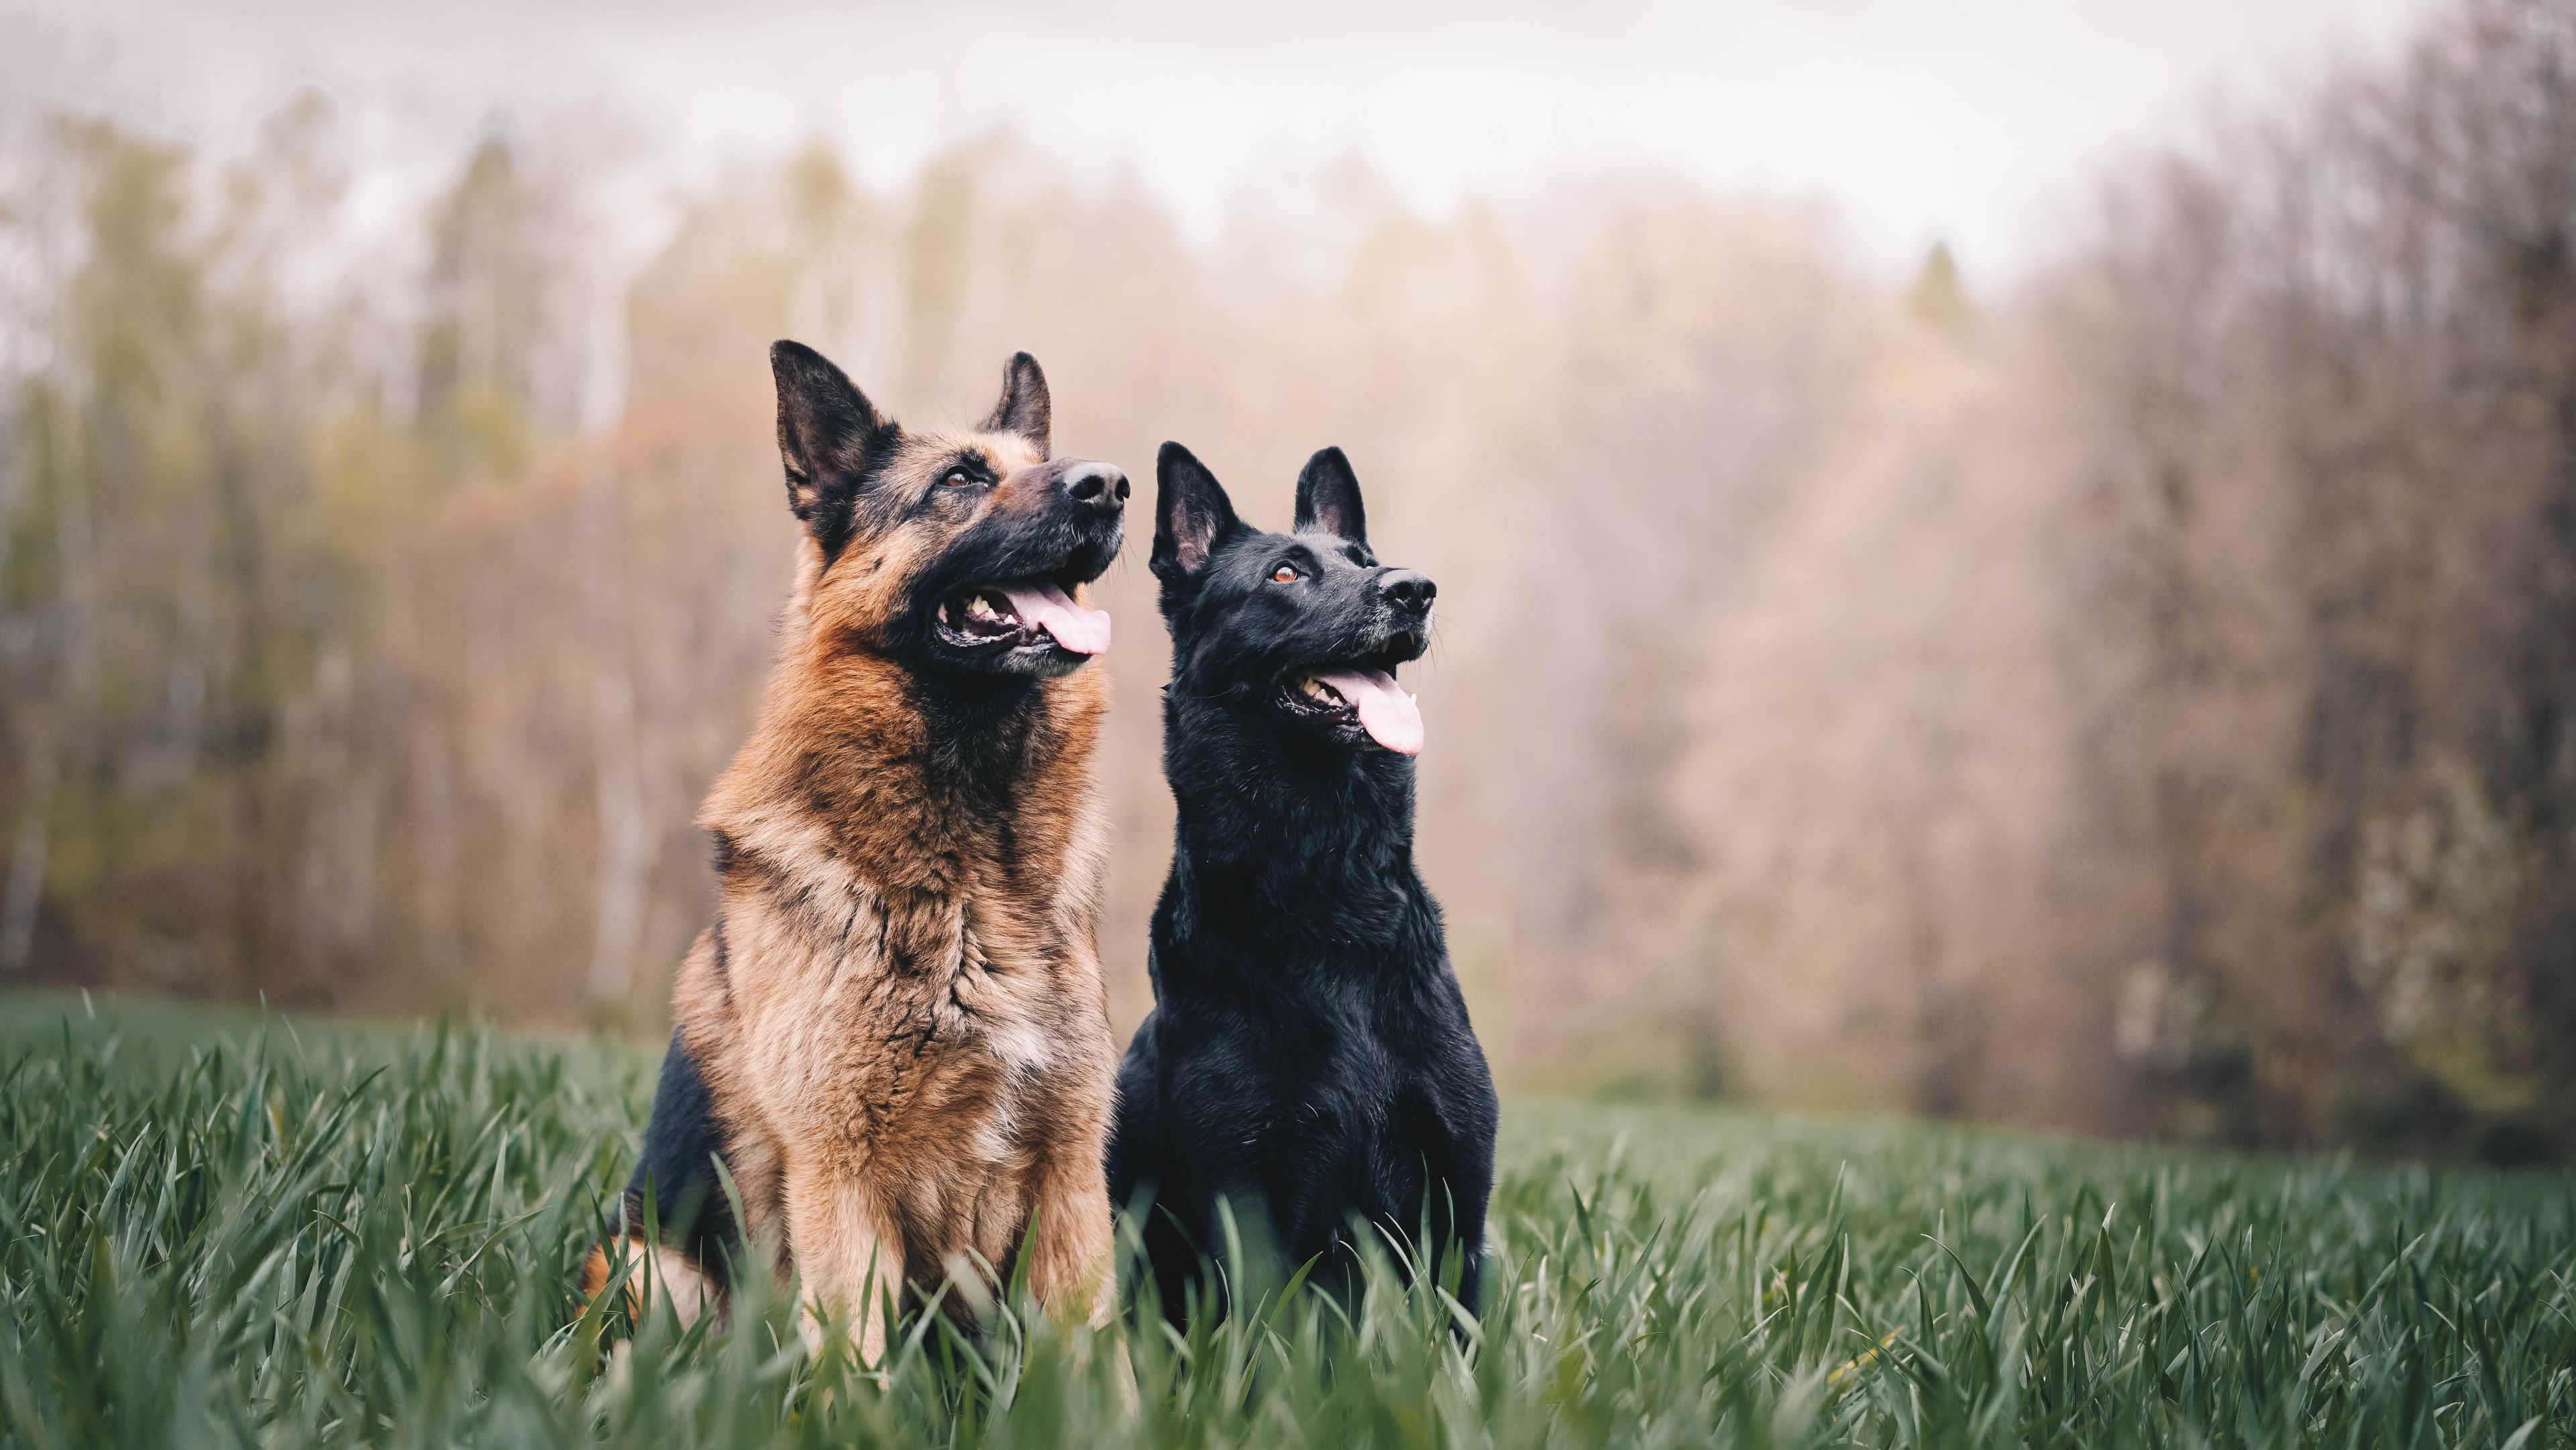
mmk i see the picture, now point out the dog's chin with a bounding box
[930,634,1093,680]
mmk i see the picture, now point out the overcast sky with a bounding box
[2,0,2446,282]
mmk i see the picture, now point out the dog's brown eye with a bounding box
[1271,564,1300,584]
[942,467,977,487]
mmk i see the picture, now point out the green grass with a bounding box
[1,993,2573,1448]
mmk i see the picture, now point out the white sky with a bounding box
[1,0,2447,282]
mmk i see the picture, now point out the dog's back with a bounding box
[1108,443,1498,1316]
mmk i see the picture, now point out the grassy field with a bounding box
[1,993,2572,1449]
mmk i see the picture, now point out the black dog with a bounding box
[1107,442,1498,1318]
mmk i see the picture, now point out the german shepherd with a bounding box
[584,341,1128,1362]
[1106,442,1499,1318]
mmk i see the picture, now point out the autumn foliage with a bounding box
[3,0,2573,1160]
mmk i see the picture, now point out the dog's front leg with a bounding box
[1020,1134,1134,1413]
[783,1161,904,1365]
[1022,1141,1117,1328]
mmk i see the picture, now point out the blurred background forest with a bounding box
[3,0,2573,1162]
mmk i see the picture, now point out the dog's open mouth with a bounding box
[1277,657,1423,755]
[935,578,1112,656]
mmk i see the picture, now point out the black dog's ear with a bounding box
[1293,446,1366,546]
[1154,442,1241,582]
[979,350,1051,456]
[771,340,896,554]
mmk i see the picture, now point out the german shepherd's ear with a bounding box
[771,340,897,556]
[1153,442,1241,583]
[979,351,1051,456]
[1293,446,1366,546]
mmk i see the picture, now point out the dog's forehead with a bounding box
[1291,528,1376,567]
[1219,525,1293,567]
[894,428,1048,477]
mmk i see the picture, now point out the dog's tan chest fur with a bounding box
[703,843,1099,1134]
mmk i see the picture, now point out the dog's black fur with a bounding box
[1107,442,1498,1319]
[617,1027,739,1288]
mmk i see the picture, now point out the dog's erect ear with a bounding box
[1293,446,1366,546]
[771,340,896,554]
[1153,442,1241,582]
[979,351,1051,456]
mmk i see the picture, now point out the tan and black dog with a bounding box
[583,340,1129,1361]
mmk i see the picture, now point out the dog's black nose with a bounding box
[1063,462,1128,508]
[1378,569,1436,613]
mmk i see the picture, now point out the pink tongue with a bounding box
[1316,668,1423,755]
[999,582,1111,655]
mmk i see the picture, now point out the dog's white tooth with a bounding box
[968,594,999,621]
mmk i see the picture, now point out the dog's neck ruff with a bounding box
[1171,690,1414,828]
[1156,694,1430,977]
[706,639,1102,909]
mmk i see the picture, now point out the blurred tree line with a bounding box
[2054,0,2576,1161]
[1,0,2569,1160]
